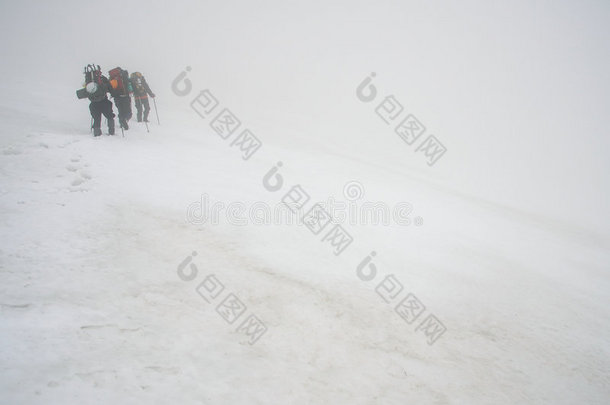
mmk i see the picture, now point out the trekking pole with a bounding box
[152,97,160,125]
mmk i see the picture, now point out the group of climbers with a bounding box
[76,64,155,136]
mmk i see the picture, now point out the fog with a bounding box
[2,0,608,233]
[1,1,609,403]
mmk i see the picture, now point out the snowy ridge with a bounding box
[0,94,608,403]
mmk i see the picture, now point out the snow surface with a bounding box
[1,1,609,404]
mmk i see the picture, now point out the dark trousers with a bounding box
[114,96,132,127]
[89,99,115,135]
[135,97,150,121]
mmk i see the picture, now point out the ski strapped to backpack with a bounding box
[85,64,104,88]
[76,64,104,99]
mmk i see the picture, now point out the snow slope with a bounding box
[1,1,609,404]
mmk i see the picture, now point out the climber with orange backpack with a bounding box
[108,67,133,131]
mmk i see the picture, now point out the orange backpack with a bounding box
[108,67,130,95]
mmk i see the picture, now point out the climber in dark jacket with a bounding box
[81,66,115,136]
[130,71,155,122]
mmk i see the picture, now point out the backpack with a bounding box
[130,72,145,92]
[77,64,104,99]
[84,64,103,85]
[108,67,131,96]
